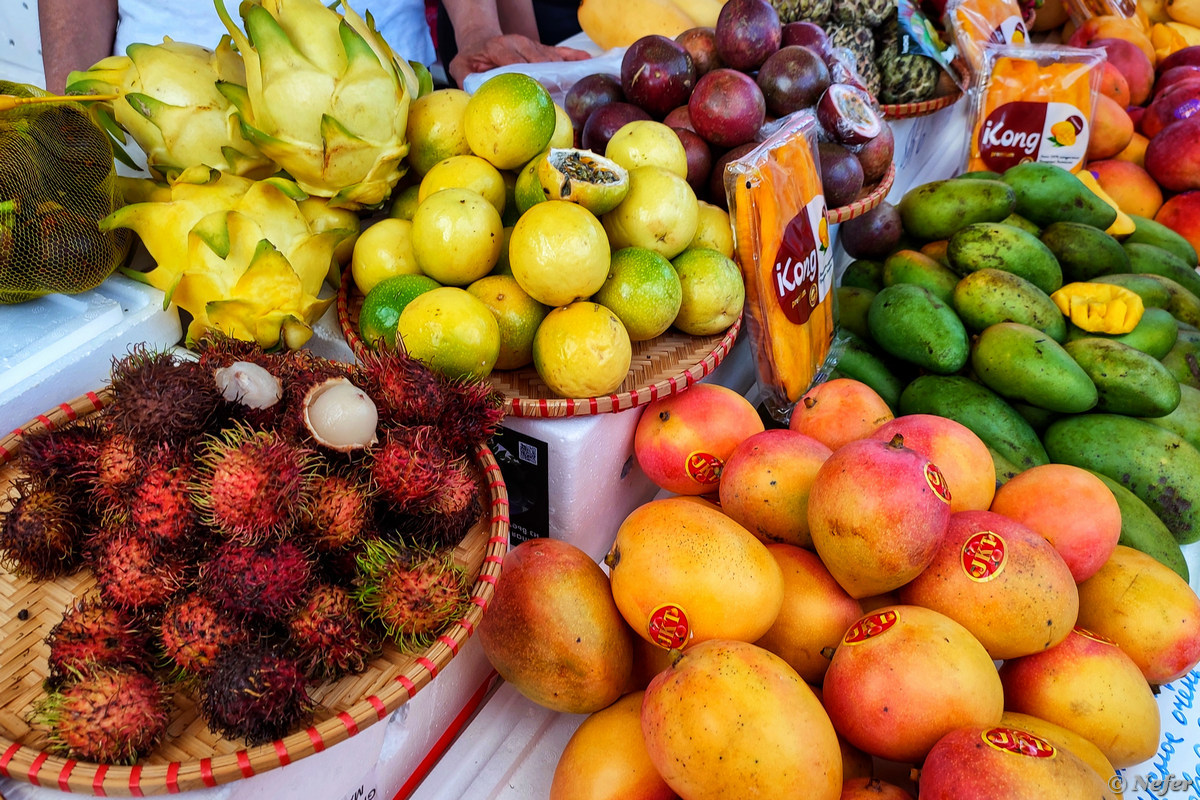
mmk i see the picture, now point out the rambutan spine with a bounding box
[353,539,470,652]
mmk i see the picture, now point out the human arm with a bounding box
[442,0,590,87]
[39,0,119,93]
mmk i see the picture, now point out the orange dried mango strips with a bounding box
[948,0,1030,78]
[725,114,834,418]
[967,45,1103,174]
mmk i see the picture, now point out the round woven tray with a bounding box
[828,161,896,224]
[0,391,509,796]
[337,269,742,419]
[880,63,969,120]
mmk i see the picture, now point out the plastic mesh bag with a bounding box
[0,81,130,304]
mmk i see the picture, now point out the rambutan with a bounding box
[16,420,103,491]
[191,423,315,542]
[106,346,220,447]
[158,591,249,677]
[129,456,199,551]
[45,597,150,687]
[92,530,187,611]
[437,378,505,456]
[199,643,313,746]
[199,539,312,623]
[33,666,171,764]
[353,539,470,652]
[380,459,482,550]
[287,584,381,680]
[352,349,447,427]
[93,430,141,510]
[0,480,83,579]
[300,469,374,551]
[368,425,452,512]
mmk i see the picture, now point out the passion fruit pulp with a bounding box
[816,82,883,146]
[536,148,630,215]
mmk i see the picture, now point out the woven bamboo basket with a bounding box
[337,269,743,419]
[0,391,509,796]
[828,161,896,224]
[880,62,969,120]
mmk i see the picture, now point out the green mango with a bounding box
[1125,214,1198,267]
[956,170,1004,180]
[1124,242,1200,299]
[1039,220,1129,282]
[970,322,1097,413]
[833,333,906,410]
[897,178,1017,241]
[1141,383,1200,452]
[841,259,884,292]
[952,268,1066,342]
[867,283,970,374]
[1063,306,1179,360]
[1000,212,1041,236]
[1161,328,1200,389]
[1063,337,1181,417]
[1010,401,1060,433]
[1001,161,1117,229]
[947,222,1064,295]
[835,286,876,343]
[1089,273,1172,309]
[882,249,960,304]
[1087,470,1189,581]
[1122,272,1200,327]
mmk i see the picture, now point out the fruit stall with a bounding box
[2,0,1200,797]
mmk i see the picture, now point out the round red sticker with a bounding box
[961,530,1008,582]
[685,452,723,486]
[843,610,899,645]
[647,604,691,649]
[1074,626,1119,646]
[924,462,952,504]
[982,727,1057,759]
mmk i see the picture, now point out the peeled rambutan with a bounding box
[0,480,82,579]
[16,420,103,491]
[92,529,187,611]
[353,539,470,652]
[191,423,315,542]
[300,469,375,551]
[199,643,313,746]
[200,539,312,623]
[45,597,150,687]
[352,349,447,427]
[287,584,381,680]
[33,666,171,764]
[158,591,250,677]
[369,425,451,512]
[437,378,505,456]
[107,346,220,447]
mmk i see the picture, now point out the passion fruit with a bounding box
[816,83,883,146]
[536,148,631,215]
[714,0,782,72]
[621,35,697,119]
[676,27,724,77]
[756,45,832,117]
[565,73,626,133]
[581,102,654,153]
[688,68,767,149]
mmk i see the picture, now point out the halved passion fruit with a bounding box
[536,148,630,215]
[816,83,884,146]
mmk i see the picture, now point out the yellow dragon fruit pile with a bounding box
[69,0,422,349]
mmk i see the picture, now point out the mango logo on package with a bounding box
[817,216,830,252]
[772,195,830,325]
[843,610,898,645]
[924,462,953,504]
[961,530,1007,582]
[647,604,691,649]
[1074,626,1119,646]
[982,727,1057,759]
[684,452,723,486]
[997,14,1028,45]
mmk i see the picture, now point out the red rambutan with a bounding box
[107,346,220,447]
[199,643,313,746]
[16,420,103,490]
[437,378,505,456]
[45,597,151,687]
[92,530,187,611]
[191,423,315,542]
[352,348,447,427]
[158,591,250,676]
[0,480,83,580]
[368,425,452,512]
[130,456,199,551]
[33,666,171,764]
[199,539,312,623]
[300,469,375,551]
[287,583,381,680]
[353,539,470,652]
[93,430,141,510]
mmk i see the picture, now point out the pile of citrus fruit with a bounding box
[353,72,746,398]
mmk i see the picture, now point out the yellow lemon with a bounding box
[691,200,735,258]
[602,165,699,260]
[359,273,441,350]
[592,247,682,341]
[533,301,633,398]
[351,218,422,295]
[397,286,501,380]
[406,88,472,176]
[670,247,746,336]
[509,200,611,306]
[604,120,688,178]
[464,73,556,170]
[467,274,550,370]
[411,187,504,286]
[418,154,507,216]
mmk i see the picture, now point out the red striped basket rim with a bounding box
[828,161,896,224]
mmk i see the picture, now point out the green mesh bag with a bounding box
[0,81,131,304]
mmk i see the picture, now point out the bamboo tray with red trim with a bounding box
[0,391,509,796]
[337,269,742,419]
[828,161,896,224]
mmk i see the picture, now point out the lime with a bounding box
[397,286,501,380]
[464,73,556,170]
[467,274,550,370]
[358,273,441,350]
[509,200,611,307]
[593,247,682,341]
[602,165,699,260]
[670,247,745,336]
[406,88,472,176]
[604,120,688,179]
[418,154,507,216]
[533,301,633,398]
[537,148,630,215]
[550,102,575,149]
[351,218,421,295]
[411,187,504,286]
[514,151,549,215]
[691,200,735,258]
[388,184,422,221]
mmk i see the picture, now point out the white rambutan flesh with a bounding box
[213,361,283,410]
[302,378,379,452]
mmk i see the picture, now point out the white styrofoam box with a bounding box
[1,0,45,89]
[0,273,182,435]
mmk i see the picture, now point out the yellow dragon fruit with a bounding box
[103,166,352,348]
[214,0,419,209]
[66,37,276,181]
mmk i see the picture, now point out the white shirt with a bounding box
[112,0,437,66]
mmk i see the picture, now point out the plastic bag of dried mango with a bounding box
[0,81,131,304]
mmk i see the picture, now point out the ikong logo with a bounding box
[978,101,1087,171]
[772,196,829,325]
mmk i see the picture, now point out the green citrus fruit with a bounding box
[509,200,611,306]
[406,88,472,176]
[691,200,735,257]
[604,120,688,178]
[467,274,550,370]
[359,273,441,350]
[351,217,422,295]
[418,154,507,216]
[533,301,633,398]
[602,165,699,260]
[592,247,683,341]
[411,187,504,286]
[670,247,746,336]
[388,184,422,221]
[464,73,556,170]
[536,148,630,215]
[397,286,501,380]
[514,151,549,215]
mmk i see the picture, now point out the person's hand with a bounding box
[449,33,591,88]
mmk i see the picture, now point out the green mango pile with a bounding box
[834,162,1200,581]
